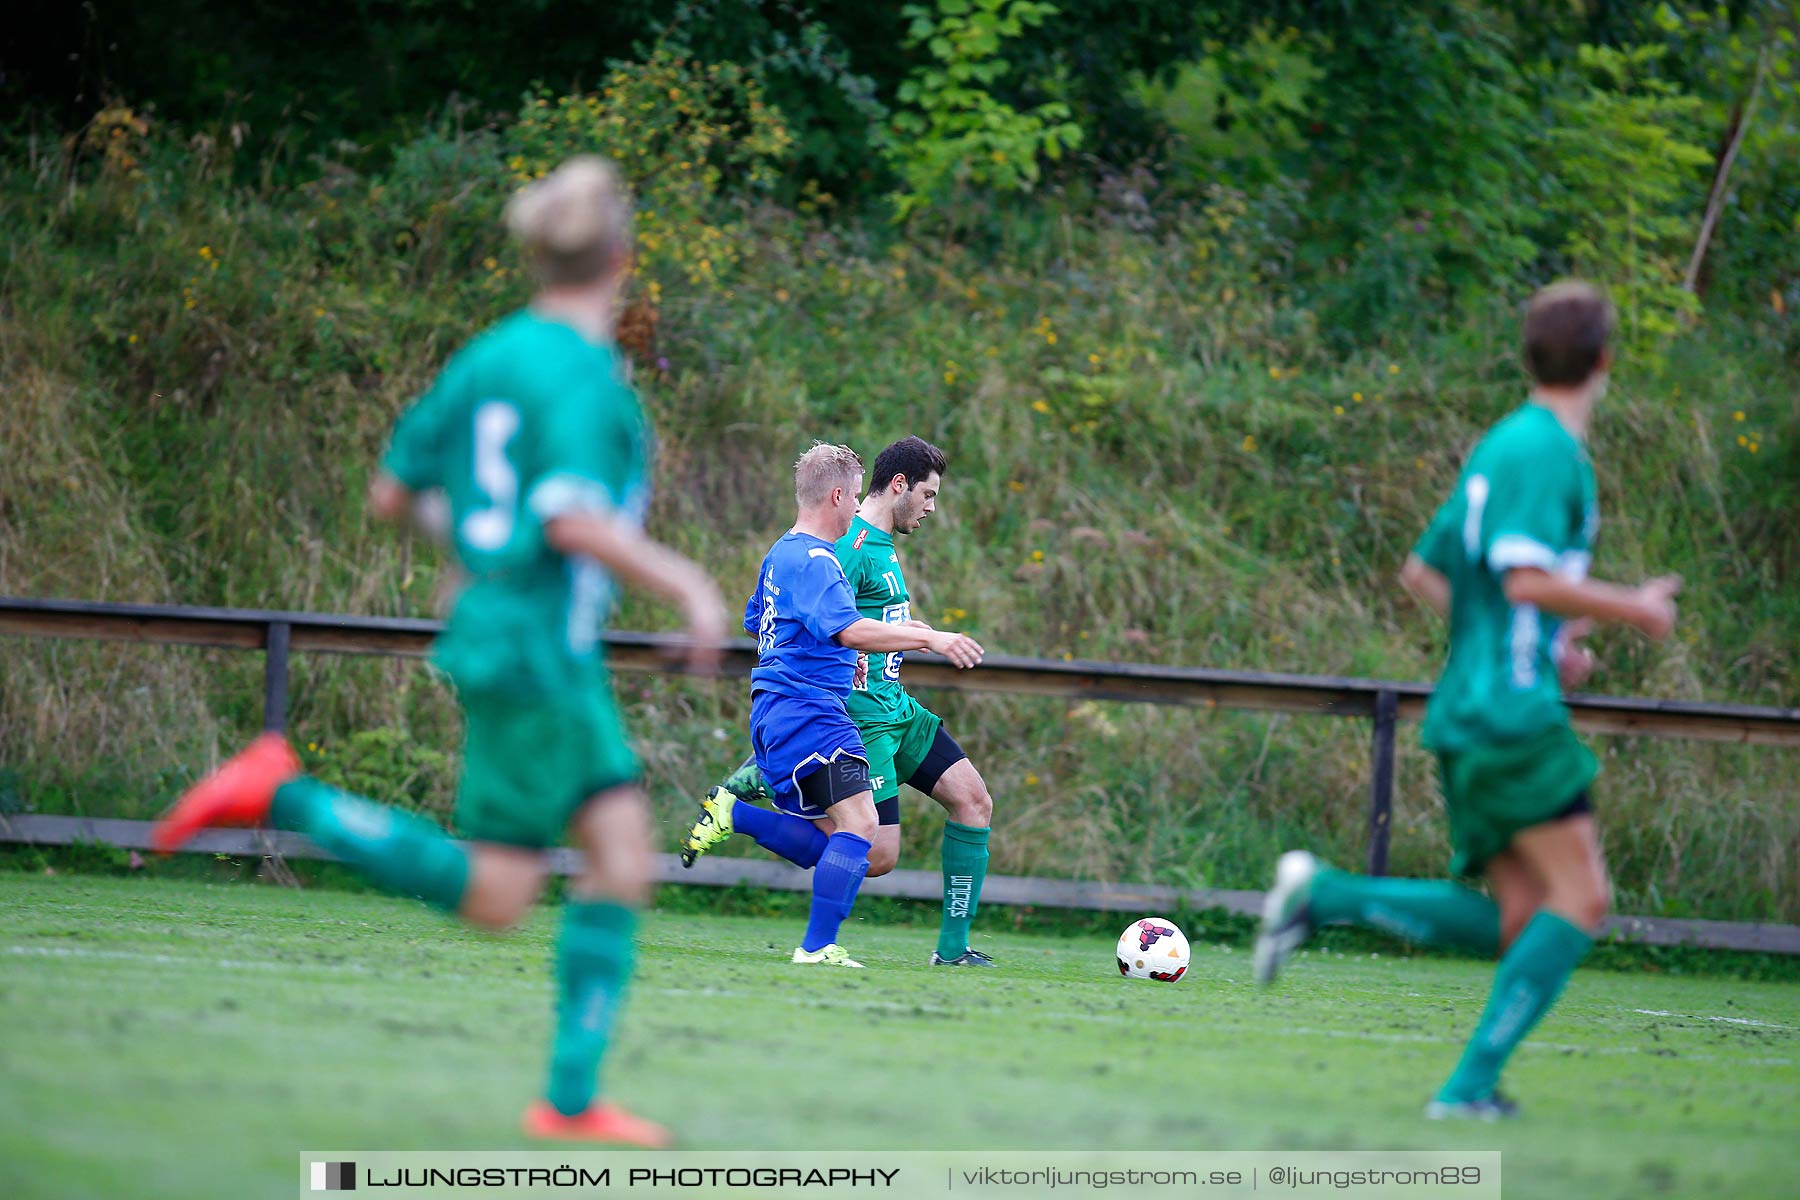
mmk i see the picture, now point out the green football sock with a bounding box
[937,821,990,959]
[269,777,469,912]
[1309,867,1499,957]
[721,754,773,803]
[1437,910,1594,1104]
[546,899,638,1116]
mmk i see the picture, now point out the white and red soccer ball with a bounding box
[1116,917,1189,983]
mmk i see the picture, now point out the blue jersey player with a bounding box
[728,442,983,967]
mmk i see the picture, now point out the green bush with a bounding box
[506,41,794,293]
[887,0,1083,221]
[1548,44,1712,362]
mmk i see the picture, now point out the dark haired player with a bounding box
[1253,281,1681,1118]
[684,436,1001,966]
[726,441,983,967]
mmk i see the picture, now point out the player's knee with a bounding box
[866,841,899,877]
[460,847,547,930]
[1548,879,1610,932]
[580,842,655,906]
[960,783,993,827]
[828,799,879,843]
[1571,879,1612,930]
[460,889,533,931]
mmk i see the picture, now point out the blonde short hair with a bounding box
[503,155,633,286]
[794,442,864,508]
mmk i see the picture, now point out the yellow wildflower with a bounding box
[1031,550,1044,563]
[1242,435,1258,452]
[1352,392,1363,403]
[1388,364,1401,375]
[1333,405,1345,416]
[1031,400,1050,414]
[1734,411,1746,422]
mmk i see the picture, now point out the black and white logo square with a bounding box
[310,1162,356,1191]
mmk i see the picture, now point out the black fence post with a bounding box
[1366,689,1398,876]
[262,621,291,733]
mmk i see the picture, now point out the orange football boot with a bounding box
[521,1100,673,1148]
[151,732,301,852]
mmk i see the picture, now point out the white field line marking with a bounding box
[1032,1012,1796,1065]
[14,944,1795,1054]
[1631,1008,1791,1030]
[3,944,953,1019]
[6,943,520,989]
[6,944,361,972]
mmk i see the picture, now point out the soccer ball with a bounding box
[1116,917,1189,982]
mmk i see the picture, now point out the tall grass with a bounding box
[2,122,1795,919]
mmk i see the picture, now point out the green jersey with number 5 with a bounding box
[838,515,917,725]
[382,310,650,698]
[1413,402,1598,753]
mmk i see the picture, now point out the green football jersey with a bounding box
[1416,402,1598,753]
[838,515,915,725]
[383,310,650,697]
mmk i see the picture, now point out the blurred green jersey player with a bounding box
[685,437,996,965]
[154,157,728,1146]
[1252,281,1681,1119]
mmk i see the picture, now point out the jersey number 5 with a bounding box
[462,401,521,551]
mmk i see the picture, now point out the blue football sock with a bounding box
[731,800,827,869]
[801,831,872,952]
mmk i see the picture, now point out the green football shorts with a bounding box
[858,693,944,805]
[455,682,641,849]
[1436,723,1598,877]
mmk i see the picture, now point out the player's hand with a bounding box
[1629,575,1682,641]
[926,630,984,669]
[853,654,869,690]
[1554,618,1597,690]
[679,587,730,674]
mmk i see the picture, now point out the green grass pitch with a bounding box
[2,874,1795,1200]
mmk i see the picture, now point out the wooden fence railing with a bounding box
[4,596,1798,952]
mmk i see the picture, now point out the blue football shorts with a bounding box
[749,690,871,820]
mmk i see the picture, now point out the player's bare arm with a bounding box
[836,617,983,669]
[1503,568,1680,641]
[368,472,452,543]
[544,512,728,671]
[368,472,412,522]
[1399,553,1450,617]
